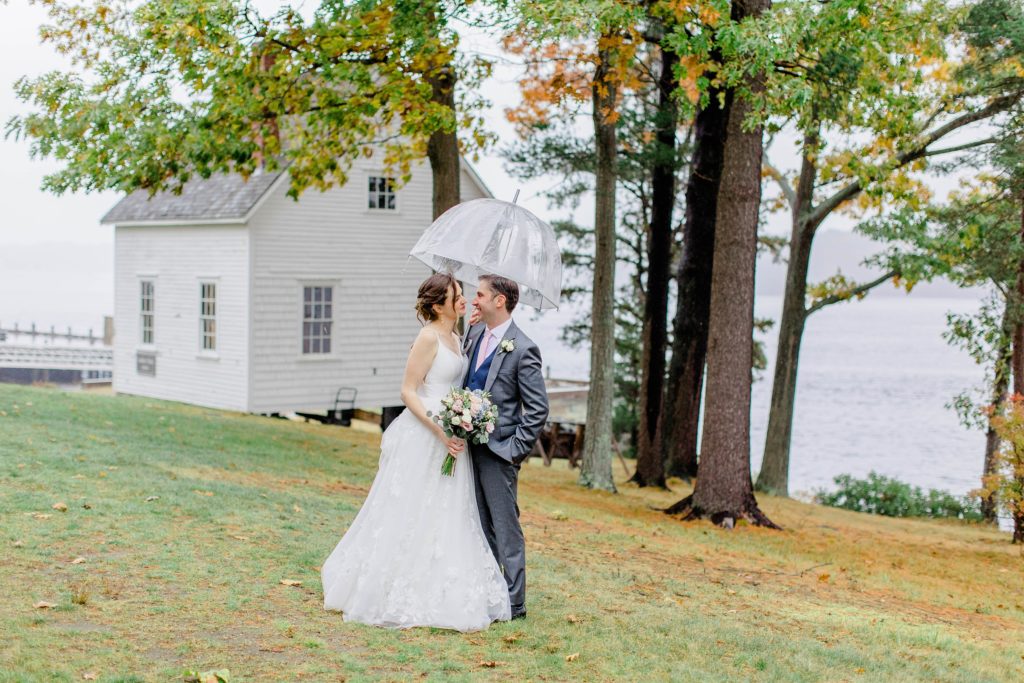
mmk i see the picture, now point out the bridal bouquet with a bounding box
[428,388,499,476]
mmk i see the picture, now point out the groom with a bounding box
[463,274,549,620]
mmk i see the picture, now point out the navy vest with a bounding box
[466,334,496,391]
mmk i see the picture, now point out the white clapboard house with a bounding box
[102,159,491,415]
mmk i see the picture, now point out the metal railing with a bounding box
[0,321,109,346]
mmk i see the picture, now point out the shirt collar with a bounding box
[486,318,513,342]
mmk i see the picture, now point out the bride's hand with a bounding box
[443,434,465,456]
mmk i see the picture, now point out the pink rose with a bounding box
[486,422,494,434]
[453,400,464,412]
[462,421,472,431]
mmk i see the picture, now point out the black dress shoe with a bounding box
[511,610,527,620]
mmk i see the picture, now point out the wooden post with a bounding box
[549,422,562,462]
[571,424,584,469]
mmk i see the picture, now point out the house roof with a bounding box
[101,158,493,226]
[100,168,286,225]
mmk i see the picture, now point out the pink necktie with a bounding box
[476,332,492,371]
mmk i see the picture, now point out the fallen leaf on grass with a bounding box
[231,535,249,541]
[145,496,159,502]
[71,557,87,565]
[183,669,230,683]
[293,504,303,513]
[279,579,302,587]
[82,673,97,681]
[82,503,92,509]
[502,633,522,644]
[12,540,23,547]
[33,601,57,609]
[566,614,583,624]
[818,573,831,583]
[193,490,214,497]
[566,653,580,662]
[258,645,285,653]
[478,661,504,668]
[32,513,52,520]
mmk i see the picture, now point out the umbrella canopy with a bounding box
[410,198,563,310]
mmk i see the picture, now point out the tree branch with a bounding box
[763,159,795,208]
[809,93,1022,229]
[806,269,899,316]
[923,136,999,158]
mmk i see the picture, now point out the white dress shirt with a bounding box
[476,318,513,370]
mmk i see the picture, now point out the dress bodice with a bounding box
[418,332,468,402]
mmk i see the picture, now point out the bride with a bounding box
[321,273,512,631]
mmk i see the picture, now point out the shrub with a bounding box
[979,395,1024,541]
[816,472,983,521]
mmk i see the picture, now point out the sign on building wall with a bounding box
[136,351,156,377]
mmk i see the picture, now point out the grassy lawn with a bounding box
[1,382,1022,682]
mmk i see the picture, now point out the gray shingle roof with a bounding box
[100,169,286,224]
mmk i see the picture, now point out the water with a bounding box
[517,294,988,498]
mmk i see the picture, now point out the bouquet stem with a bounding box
[441,453,456,477]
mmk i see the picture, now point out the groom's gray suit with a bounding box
[462,320,548,615]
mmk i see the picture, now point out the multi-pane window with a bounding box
[302,286,333,354]
[368,176,396,210]
[200,283,216,351]
[140,281,154,344]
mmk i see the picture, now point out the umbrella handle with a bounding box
[512,189,520,205]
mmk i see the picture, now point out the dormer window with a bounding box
[368,176,396,210]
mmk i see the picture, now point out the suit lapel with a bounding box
[484,321,518,392]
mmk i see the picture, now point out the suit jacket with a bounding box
[462,320,549,464]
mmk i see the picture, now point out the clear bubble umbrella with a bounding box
[410,197,563,310]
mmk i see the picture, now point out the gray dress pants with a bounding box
[470,444,525,612]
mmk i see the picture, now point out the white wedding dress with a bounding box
[321,334,512,631]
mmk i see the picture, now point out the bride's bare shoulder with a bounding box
[410,325,440,350]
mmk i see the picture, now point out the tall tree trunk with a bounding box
[426,62,460,220]
[757,127,819,496]
[579,43,618,493]
[657,80,730,481]
[1012,197,1024,544]
[665,0,777,528]
[981,303,1012,524]
[632,45,678,489]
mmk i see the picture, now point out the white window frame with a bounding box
[367,175,397,211]
[199,281,217,353]
[139,280,155,346]
[301,284,334,356]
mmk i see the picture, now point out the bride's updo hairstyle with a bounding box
[415,272,458,324]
